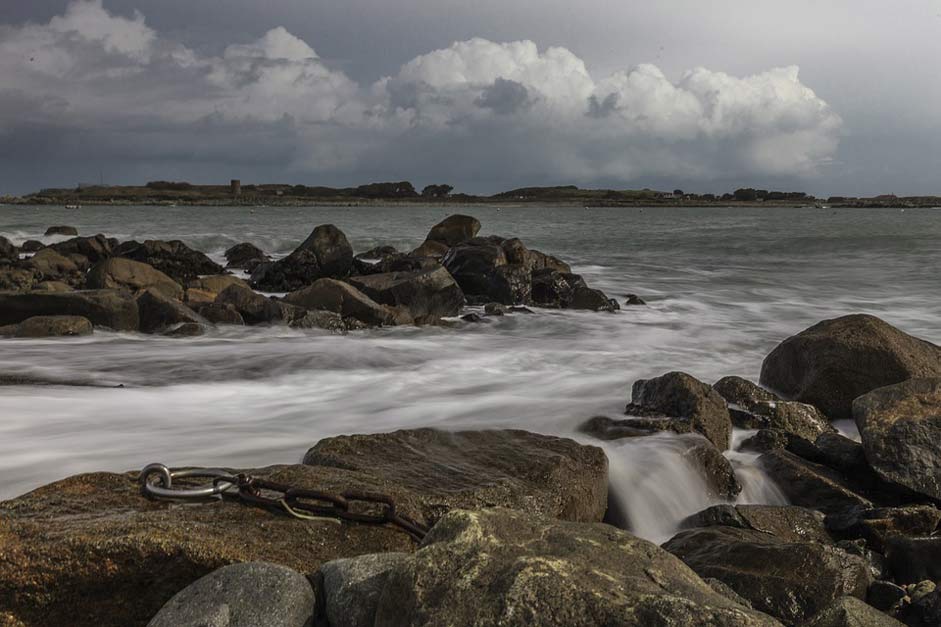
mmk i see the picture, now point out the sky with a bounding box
[1,0,940,196]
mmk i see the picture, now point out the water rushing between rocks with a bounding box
[1,204,939,543]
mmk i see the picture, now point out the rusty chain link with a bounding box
[138,463,428,542]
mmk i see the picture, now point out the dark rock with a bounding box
[835,539,886,581]
[683,440,743,499]
[568,285,620,311]
[508,305,534,314]
[626,372,733,450]
[283,279,409,327]
[759,315,941,420]
[224,242,270,269]
[0,290,139,331]
[0,236,16,259]
[663,525,872,624]
[115,239,224,284]
[828,506,941,552]
[715,376,835,440]
[161,322,207,337]
[489,263,531,305]
[195,302,245,325]
[345,266,464,324]
[484,302,507,315]
[86,258,183,300]
[528,249,572,273]
[23,248,80,282]
[43,226,78,236]
[681,504,832,544]
[49,234,112,263]
[741,429,793,454]
[579,414,680,440]
[31,281,73,292]
[2,315,93,338]
[374,508,780,627]
[898,589,941,627]
[187,275,249,297]
[460,312,486,323]
[814,433,869,474]
[425,214,481,246]
[354,245,398,260]
[318,553,408,627]
[853,378,941,501]
[802,596,904,627]
[0,267,36,291]
[706,578,755,609]
[714,376,780,407]
[409,239,450,259]
[20,240,45,253]
[441,239,509,301]
[147,562,315,627]
[251,225,353,291]
[867,580,907,613]
[288,310,347,334]
[531,268,579,307]
[215,284,285,324]
[883,536,941,585]
[136,289,206,334]
[759,449,874,516]
[304,428,609,524]
[624,294,647,306]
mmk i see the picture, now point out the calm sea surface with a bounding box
[2,204,938,540]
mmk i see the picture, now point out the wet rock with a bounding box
[883,536,941,585]
[304,428,609,524]
[374,508,780,627]
[251,225,353,291]
[345,266,464,324]
[136,288,207,334]
[0,236,16,259]
[0,289,139,331]
[568,285,620,311]
[681,504,832,544]
[683,439,743,499]
[707,578,756,609]
[759,449,874,516]
[460,312,487,323]
[484,302,507,315]
[867,580,907,613]
[827,506,941,552]
[318,552,408,627]
[624,294,647,306]
[184,287,215,305]
[759,315,941,420]
[215,283,285,324]
[86,258,184,300]
[741,429,794,454]
[441,238,510,302]
[283,279,409,327]
[43,225,78,236]
[714,376,780,407]
[23,248,80,282]
[224,242,270,269]
[626,371,733,450]
[530,268,580,307]
[802,596,904,627]
[147,562,315,627]
[115,239,224,284]
[288,310,347,334]
[814,433,869,474]
[49,234,112,263]
[425,214,481,247]
[162,322,207,337]
[19,240,45,253]
[489,263,532,304]
[187,274,249,297]
[409,239,450,259]
[853,378,941,501]
[715,376,835,440]
[663,525,872,624]
[0,268,36,291]
[354,245,398,260]
[1,315,93,338]
[195,302,245,325]
[31,280,73,292]
[898,589,941,627]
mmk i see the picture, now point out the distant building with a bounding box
[231,179,241,197]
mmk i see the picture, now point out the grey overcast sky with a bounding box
[1,0,940,196]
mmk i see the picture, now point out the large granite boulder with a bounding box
[424,214,481,247]
[214,283,287,325]
[759,315,941,420]
[317,553,409,627]
[115,239,224,284]
[625,371,733,450]
[680,504,833,545]
[373,508,781,626]
[148,562,315,627]
[86,258,183,300]
[251,225,353,291]
[49,234,113,263]
[23,248,81,283]
[441,237,518,303]
[136,288,207,334]
[853,378,941,501]
[304,428,608,524]
[0,289,139,331]
[345,266,464,324]
[283,279,409,327]
[0,315,93,338]
[224,242,270,270]
[663,526,872,624]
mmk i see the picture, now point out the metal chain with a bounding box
[138,463,428,542]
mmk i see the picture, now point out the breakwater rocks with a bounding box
[0,215,623,339]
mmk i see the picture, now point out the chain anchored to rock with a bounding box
[138,463,428,542]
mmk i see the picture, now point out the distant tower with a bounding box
[231,179,241,197]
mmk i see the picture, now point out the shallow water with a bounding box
[1,204,939,541]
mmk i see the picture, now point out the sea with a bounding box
[1,204,938,542]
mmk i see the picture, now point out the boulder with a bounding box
[867,580,907,613]
[49,234,112,263]
[682,440,742,500]
[251,225,353,291]
[148,562,315,627]
[0,290,138,331]
[187,274,249,297]
[19,240,45,253]
[663,526,872,624]
[714,376,780,407]
[195,302,245,325]
[283,279,408,327]
[759,449,874,516]
[0,268,36,291]
[681,504,832,545]
[215,284,285,325]
[489,263,532,305]
[568,285,620,312]
[183,287,215,305]
[883,536,941,585]
[31,281,73,292]
[43,225,78,236]
[373,508,780,627]
[23,248,79,281]
[115,239,224,284]
[409,240,449,259]
[136,289,206,334]
[827,506,941,552]
[288,310,347,334]
[759,315,941,420]
[317,553,408,627]
[162,322,207,337]
[0,236,15,259]
[425,214,480,247]
[345,266,464,324]
[625,294,647,306]
[897,588,941,627]
[530,269,581,307]
[3,315,93,338]
[86,258,183,300]
[802,596,904,627]
[853,378,941,501]
[625,372,733,450]
[224,242,270,269]
[441,239,509,301]
[354,245,398,260]
[304,429,608,524]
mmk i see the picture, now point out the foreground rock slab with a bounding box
[0,289,139,331]
[0,314,92,338]
[148,562,315,627]
[759,314,941,420]
[373,508,781,626]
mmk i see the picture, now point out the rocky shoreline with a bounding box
[1,218,940,626]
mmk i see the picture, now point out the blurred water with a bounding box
[1,204,938,540]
